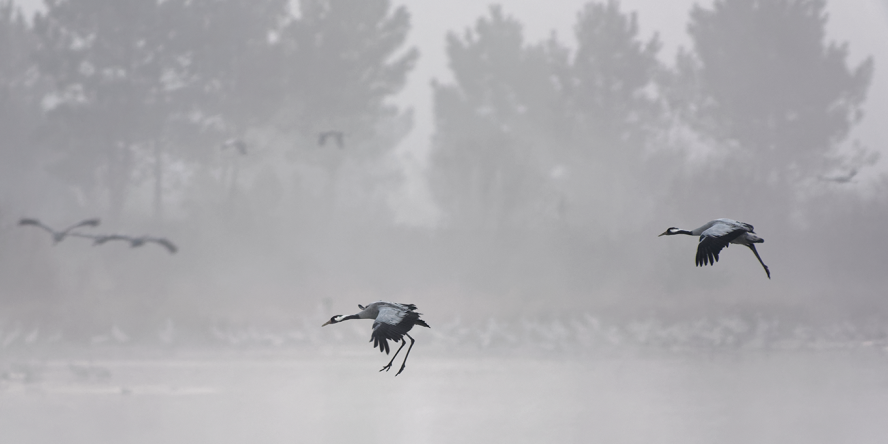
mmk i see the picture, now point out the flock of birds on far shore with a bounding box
[221,130,347,155]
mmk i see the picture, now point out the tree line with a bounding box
[0,0,883,325]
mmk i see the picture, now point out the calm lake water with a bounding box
[2,347,887,444]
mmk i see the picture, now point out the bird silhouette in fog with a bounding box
[220,138,248,155]
[317,130,345,148]
[70,233,178,254]
[323,301,429,376]
[818,168,857,184]
[659,218,770,279]
[18,217,100,244]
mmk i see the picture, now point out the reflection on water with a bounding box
[1,348,887,444]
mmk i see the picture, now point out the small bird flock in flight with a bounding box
[18,217,177,254]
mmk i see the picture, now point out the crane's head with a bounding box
[322,315,343,327]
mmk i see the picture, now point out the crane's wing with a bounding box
[146,237,177,254]
[696,224,747,267]
[370,306,409,354]
[715,218,754,233]
[18,218,55,234]
[61,218,101,234]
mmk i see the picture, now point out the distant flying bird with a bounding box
[18,217,100,244]
[220,138,248,155]
[317,130,345,149]
[659,218,770,279]
[818,168,857,184]
[322,301,430,376]
[70,233,178,254]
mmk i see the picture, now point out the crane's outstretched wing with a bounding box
[145,237,177,254]
[62,218,100,234]
[18,218,55,234]
[696,223,747,267]
[333,132,344,148]
[370,306,411,354]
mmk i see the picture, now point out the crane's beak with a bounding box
[658,228,676,237]
[321,320,333,327]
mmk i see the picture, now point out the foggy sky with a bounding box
[12,0,888,224]
[387,0,888,224]
[2,0,886,330]
[3,4,888,444]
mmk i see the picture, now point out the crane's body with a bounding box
[322,301,429,376]
[659,218,770,279]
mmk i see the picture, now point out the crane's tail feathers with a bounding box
[415,319,430,328]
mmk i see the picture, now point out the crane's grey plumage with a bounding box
[18,217,101,244]
[659,218,770,279]
[322,301,429,376]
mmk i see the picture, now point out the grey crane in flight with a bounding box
[70,233,178,254]
[818,167,858,184]
[18,217,100,244]
[317,130,345,149]
[220,138,248,155]
[659,218,770,279]
[322,301,430,376]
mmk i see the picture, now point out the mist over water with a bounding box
[2,0,888,442]
[3,345,888,444]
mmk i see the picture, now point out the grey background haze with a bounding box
[2,1,888,443]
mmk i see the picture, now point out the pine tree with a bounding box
[679,0,873,179]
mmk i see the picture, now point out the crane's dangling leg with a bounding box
[380,338,407,373]
[746,244,770,279]
[395,334,416,377]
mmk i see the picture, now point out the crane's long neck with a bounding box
[661,228,695,236]
[323,314,361,326]
[337,314,361,323]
